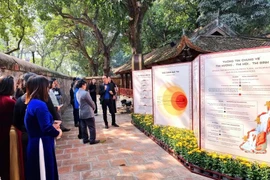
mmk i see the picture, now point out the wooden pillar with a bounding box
[132,54,143,71]
[130,72,133,89]
[120,74,124,88]
[125,73,129,88]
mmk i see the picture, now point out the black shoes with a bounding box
[83,140,90,144]
[61,128,71,132]
[90,140,100,145]
[75,122,79,127]
[112,124,119,127]
[105,124,119,128]
[78,135,82,139]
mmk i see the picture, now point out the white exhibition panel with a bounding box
[200,47,270,163]
[192,56,201,147]
[132,69,153,114]
[153,63,192,129]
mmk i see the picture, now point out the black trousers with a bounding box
[80,117,96,143]
[90,93,98,114]
[73,107,79,125]
[74,108,82,137]
[112,99,117,113]
[102,99,116,125]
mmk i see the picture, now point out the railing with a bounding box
[119,88,133,98]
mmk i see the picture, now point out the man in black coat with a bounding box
[99,75,119,129]
[88,79,98,115]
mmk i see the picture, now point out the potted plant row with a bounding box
[131,114,270,180]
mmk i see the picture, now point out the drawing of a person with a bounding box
[240,101,270,154]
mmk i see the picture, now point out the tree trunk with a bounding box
[32,51,35,64]
[126,0,150,71]
[127,0,150,55]
[58,9,120,77]
[55,55,65,71]
[103,47,111,76]
[80,48,99,76]
[41,56,45,67]
[88,62,98,76]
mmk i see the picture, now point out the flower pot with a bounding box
[222,177,229,180]
[203,171,211,177]
[234,177,243,180]
[212,173,219,179]
[192,165,202,173]
[184,162,190,167]
[168,148,174,153]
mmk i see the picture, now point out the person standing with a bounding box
[99,75,119,129]
[49,78,70,132]
[76,80,100,145]
[88,79,98,116]
[14,74,24,99]
[49,80,64,122]
[74,79,82,139]
[0,75,15,180]
[108,77,117,113]
[51,78,62,104]
[70,78,78,126]
[24,75,62,180]
[13,72,36,180]
[13,73,67,180]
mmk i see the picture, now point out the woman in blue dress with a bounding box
[24,75,62,180]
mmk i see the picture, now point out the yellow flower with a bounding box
[245,163,252,167]
[219,155,226,160]
[259,162,269,168]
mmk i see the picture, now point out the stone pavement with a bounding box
[56,105,210,180]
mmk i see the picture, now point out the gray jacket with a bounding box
[76,88,96,119]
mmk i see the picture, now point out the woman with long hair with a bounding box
[24,75,62,180]
[0,75,15,180]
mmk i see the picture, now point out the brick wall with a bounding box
[0,53,73,112]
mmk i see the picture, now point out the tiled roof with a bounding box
[190,19,237,39]
[192,36,270,52]
[114,19,270,74]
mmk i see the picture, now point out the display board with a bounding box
[200,47,270,163]
[192,56,201,147]
[153,63,192,129]
[132,69,153,114]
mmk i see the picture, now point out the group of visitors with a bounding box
[0,73,120,180]
[0,73,69,180]
[70,75,119,145]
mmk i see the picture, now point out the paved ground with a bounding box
[56,104,210,180]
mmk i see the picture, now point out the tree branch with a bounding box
[5,26,25,54]
[55,54,65,71]
[108,31,120,50]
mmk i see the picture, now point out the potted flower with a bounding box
[187,149,204,167]
[256,162,270,180]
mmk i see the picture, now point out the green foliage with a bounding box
[2,0,270,76]
[0,0,35,52]
[141,0,199,51]
[197,0,270,35]
[111,49,131,68]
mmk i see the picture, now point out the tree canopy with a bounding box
[197,0,270,36]
[1,0,270,76]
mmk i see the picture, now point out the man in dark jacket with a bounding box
[99,75,119,129]
[88,79,98,115]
